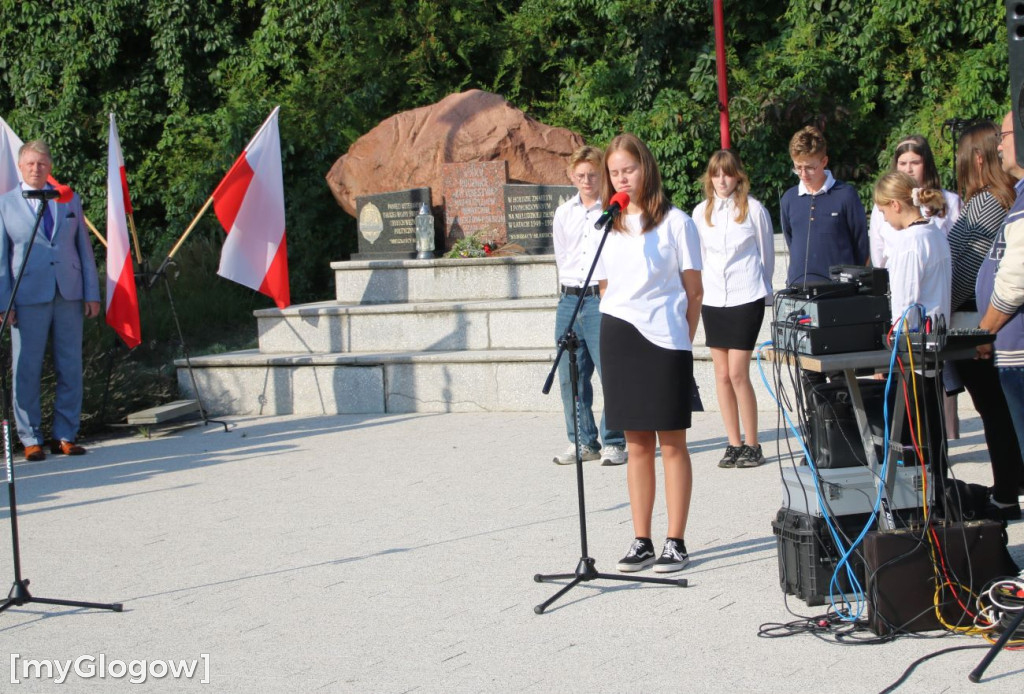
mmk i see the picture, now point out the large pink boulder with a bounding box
[326,90,584,216]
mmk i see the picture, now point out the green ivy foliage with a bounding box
[506,0,1006,213]
[0,0,1012,307]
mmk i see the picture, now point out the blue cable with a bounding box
[758,305,931,621]
[757,341,865,619]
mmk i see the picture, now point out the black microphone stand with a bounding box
[1,198,122,614]
[969,607,1024,683]
[532,210,688,614]
[142,258,228,433]
[941,118,972,192]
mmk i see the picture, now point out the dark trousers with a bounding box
[955,357,1024,504]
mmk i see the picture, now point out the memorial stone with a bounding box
[442,161,509,248]
[504,184,577,254]
[354,187,433,259]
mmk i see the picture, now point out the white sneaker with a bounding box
[553,443,600,465]
[600,445,628,466]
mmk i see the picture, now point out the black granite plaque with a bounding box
[503,184,577,254]
[354,187,433,259]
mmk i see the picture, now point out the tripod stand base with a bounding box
[969,607,1024,683]
[533,556,687,614]
[0,578,123,614]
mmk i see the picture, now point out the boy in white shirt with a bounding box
[551,146,626,466]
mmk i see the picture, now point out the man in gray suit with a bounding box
[0,140,100,461]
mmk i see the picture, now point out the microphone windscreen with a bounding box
[54,183,74,204]
[610,191,630,209]
[47,175,74,203]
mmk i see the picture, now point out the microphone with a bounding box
[22,188,61,201]
[594,192,630,229]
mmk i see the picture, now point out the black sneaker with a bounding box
[616,538,656,572]
[736,444,766,468]
[653,538,690,573]
[718,445,741,468]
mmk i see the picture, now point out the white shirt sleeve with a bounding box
[676,213,702,272]
[868,204,888,267]
[888,244,922,323]
[753,201,775,298]
[691,201,709,260]
[938,190,962,237]
[994,214,1024,311]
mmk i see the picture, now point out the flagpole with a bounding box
[149,195,213,286]
[127,212,142,264]
[148,105,281,289]
[148,105,277,286]
[143,192,229,433]
[83,214,107,247]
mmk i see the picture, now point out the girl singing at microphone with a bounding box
[593,134,703,573]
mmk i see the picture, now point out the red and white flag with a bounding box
[2,117,75,203]
[105,113,141,348]
[1,115,25,194]
[212,107,290,308]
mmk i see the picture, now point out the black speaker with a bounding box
[806,381,886,468]
[1007,1,1024,163]
[865,521,1018,635]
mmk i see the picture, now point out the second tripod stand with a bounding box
[534,330,688,613]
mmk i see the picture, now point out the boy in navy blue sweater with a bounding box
[780,126,868,287]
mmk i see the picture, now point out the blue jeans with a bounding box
[555,293,623,449]
[998,366,1024,468]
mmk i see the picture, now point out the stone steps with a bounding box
[179,241,791,416]
[256,298,558,353]
[255,296,776,356]
[126,399,201,425]
[332,254,558,303]
[179,346,745,416]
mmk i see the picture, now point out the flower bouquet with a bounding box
[444,230,525,258]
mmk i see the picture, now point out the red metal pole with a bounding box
[713,0,731,150]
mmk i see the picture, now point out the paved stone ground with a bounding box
[0,410,1021,692]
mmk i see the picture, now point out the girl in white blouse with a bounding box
[869,136,963,436]
[692,150,774,469]
[593,134,703,574]
[868,135,961,268]
[872,171,950,484]
[873,173,950,330]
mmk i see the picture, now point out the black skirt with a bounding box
[702,298,766,350]
[599,314,693,431]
